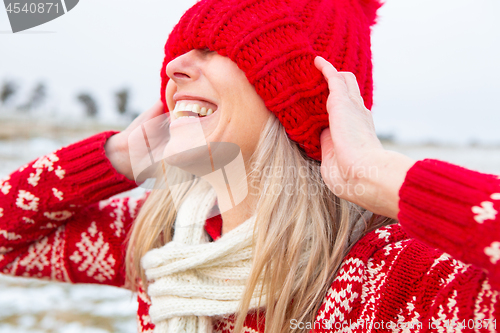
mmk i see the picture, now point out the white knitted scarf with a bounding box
[140,181,373,333]
[141,181,262,333]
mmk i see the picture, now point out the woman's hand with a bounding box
[105,100,165,180]
[314,56,415,220]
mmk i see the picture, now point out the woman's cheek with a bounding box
[165,80,177,112]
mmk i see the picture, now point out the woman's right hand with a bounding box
[104,100,165,180]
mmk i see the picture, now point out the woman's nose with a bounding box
[165,50,201,84]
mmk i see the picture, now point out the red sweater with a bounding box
[0,132,499,332]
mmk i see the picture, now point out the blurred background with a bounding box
[0,0,499,332]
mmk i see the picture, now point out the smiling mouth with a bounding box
[172,100,218,120]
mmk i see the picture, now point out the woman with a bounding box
[1,0,499,332]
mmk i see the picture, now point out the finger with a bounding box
[339,72,362,100]
[141,100,165,120]
[314,56,338,75]
[130,100,165,124]
[314,56,349,97]
[151,100,165,114]
[320,128,335,161]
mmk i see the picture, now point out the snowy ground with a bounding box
[383,142,500,176]
[0,275,137,333]
[0,123,499,332]
[0,124,139,333]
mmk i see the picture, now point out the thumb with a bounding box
[148,100,165,118]
[320,128,335,161]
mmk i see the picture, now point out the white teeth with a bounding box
[172,101,216,120]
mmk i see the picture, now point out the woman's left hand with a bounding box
[314,56,415,220]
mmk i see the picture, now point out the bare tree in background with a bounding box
[18,82,47,112]
[115,88,129,115]
[77,93,98,117]
[0,80,18,106]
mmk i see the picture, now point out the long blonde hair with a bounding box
[125,115,396,333]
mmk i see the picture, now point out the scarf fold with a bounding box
[141,181,262,333]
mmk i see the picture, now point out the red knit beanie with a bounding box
[160,0,382,161]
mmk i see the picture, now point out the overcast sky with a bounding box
[1,0,499,145]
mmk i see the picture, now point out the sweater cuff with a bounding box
[57,131,137,204]
[397,158,500,273]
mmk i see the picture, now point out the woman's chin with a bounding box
[163,114,221,174]
[163,139,214,177]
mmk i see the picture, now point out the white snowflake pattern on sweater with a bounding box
[69,221,116,283]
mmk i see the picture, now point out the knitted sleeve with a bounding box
[313,224,499,332]
[0,131,142,287]
[397,158,500,290]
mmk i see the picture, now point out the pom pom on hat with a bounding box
[160,0,383,161]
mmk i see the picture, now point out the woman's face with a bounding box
[164,49,272,166]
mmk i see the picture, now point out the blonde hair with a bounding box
[125,115,396,333]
